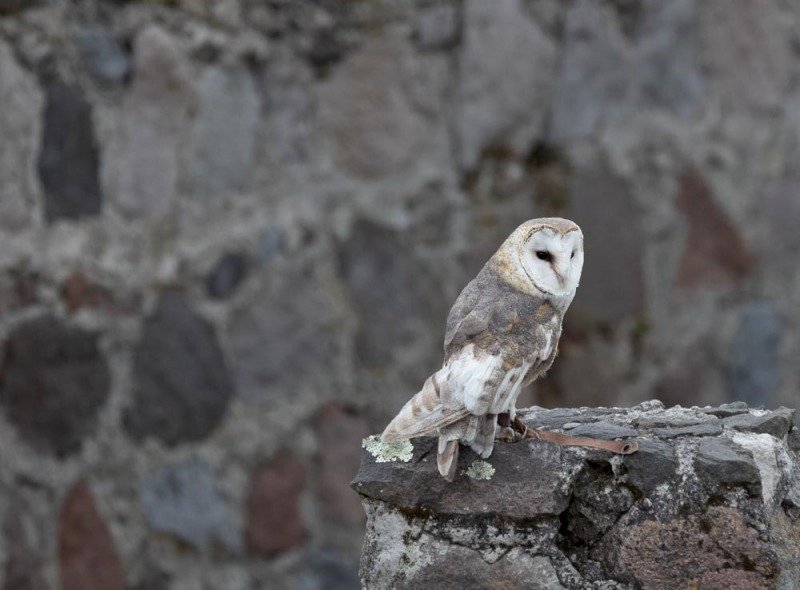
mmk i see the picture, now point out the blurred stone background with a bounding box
[0,0,799,588]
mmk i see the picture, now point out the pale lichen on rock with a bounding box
[463,459,495,480]
[362,435,413,463]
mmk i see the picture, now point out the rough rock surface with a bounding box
[354,402,800,589]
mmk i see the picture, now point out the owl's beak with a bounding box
[553,260,569,287]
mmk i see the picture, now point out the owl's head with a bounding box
[514,218,584,298]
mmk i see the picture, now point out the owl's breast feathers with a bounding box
[444,265,561,369]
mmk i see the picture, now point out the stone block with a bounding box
[74,26,130,85]
[355,404,800,588]
[456,0,555,168]
[206,253,248,300]
[700,0,791,110]
[245,454,307,557]
[319,27,443,178]
[676,167,752,289]
[0,38,42,230]
[566,162,645,322]
[549,0,629,142]
[227,260,344,403]
[59,482,125,590]
[339,219,445,367]
[103,25,190,219]
[38,76,102,222]
[124,291,233,445]
[139,459,238,551]
[184,65,260,196]
[727,303,781,408]
[0,316,110,457]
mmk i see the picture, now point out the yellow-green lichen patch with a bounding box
[362,435,413,463]
[464,459,495,480]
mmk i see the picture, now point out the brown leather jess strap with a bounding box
[521,426,639,455]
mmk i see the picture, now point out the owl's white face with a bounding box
[519,226,584,297]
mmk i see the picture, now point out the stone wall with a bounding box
[355,402,800,589]
[0,0,799,588]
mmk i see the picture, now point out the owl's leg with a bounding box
[496,412,529,442]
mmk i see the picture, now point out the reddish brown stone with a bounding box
[619,506,777,590]
[313,404,371,524]
[246,454,307,557]
[60,271,110,312]
[59,482,125,590]
[3,496,45,590]
[676,168,752,290]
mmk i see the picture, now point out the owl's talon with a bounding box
[497,426,516,443]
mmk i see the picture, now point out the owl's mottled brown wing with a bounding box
[444,266,554,367]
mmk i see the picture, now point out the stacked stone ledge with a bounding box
[352,401,800,590]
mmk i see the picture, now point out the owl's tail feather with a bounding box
[381,371,469,441]
[468,414,497,459]
[437,437,459,481]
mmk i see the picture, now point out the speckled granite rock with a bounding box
[353,402,800,590]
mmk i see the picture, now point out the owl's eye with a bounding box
[535,251,551,261]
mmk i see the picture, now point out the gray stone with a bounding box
[564,422,639,440]
[788,429,800,454]
[372,545,565,590]
[727,303,781,408]
[206,253,247,300]
[566,163,645,322]
[550,335,631,408]
[549,0,629,141]
[319,27,442,178]
[0,316,110,457]
[259,46,317,177]
[700,0,792,110]
[352,435,584,518]
[138,459,238,551]
[456,0,556,168]
[124,291,233,445]
[294,548,361,590]
[0,39,42,230]
[104,25,190,219]
[700,401,752,418]
[694,437,761,489]
[184,65,260,196]
[762,175,800,272]
[521,407,594,430]
[38,77,102,222]
[339,219,445,367]
[722,408,794,438]
[623,438,678,495]
[74,27,130,84]
[228,260,343,403]
[635,414,715,429]
[360,499,566,590]
[652,422,723,438]
[565,466,635,543]
[3,495,46,590]
[633,0,705,117]
[415,4,459,51]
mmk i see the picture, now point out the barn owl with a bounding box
[381,217,584,480]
